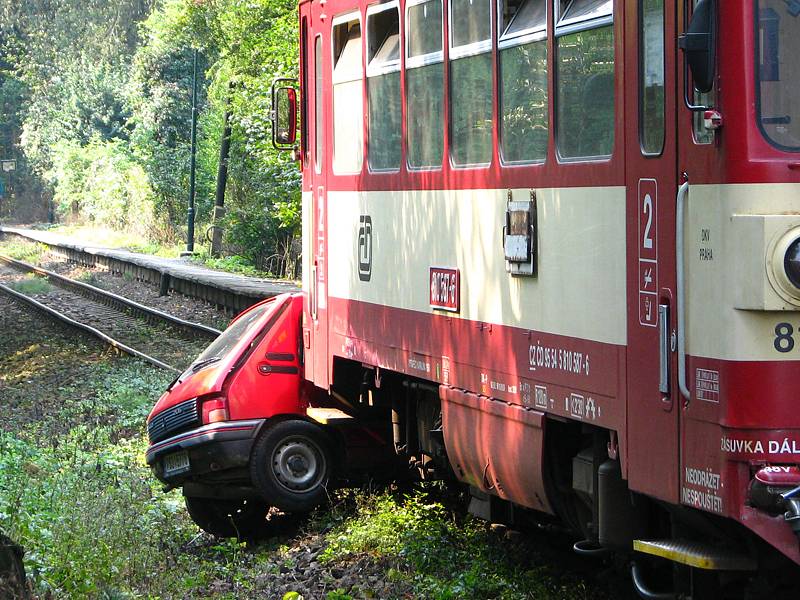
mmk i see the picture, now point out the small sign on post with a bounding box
[1,160,16,173]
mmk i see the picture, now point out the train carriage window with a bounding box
[640,0,665,155]
[367,2,401,171]
[555,0,615,159]
[499,0,548,163]
[332,14,364,174]
[406,0,444,169]
[450,0,493,166]
[756,0,800,152]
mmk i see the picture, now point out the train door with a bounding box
[624,0,681,503]
[303,1,330,389]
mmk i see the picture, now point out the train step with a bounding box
[633,539,757,571]
[307,407,355,426]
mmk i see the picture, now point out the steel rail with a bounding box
[0,281,180,372]
[0,253,221,338]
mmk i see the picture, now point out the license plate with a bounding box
[162,451,190,477]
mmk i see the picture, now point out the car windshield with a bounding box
[168,302,273,389]
[195,302,271,364]
[757,1,800,151]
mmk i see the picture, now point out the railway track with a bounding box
[0,254,222,372]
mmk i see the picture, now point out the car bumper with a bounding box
[146,419,265,484]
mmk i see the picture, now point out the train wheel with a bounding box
[250,419,332,513]
[184,496,270,539]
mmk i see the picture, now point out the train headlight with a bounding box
[768,228,800,305]
[785,237,800,290]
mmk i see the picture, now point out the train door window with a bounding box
[756,0,800,151]
[406,0,444,169]
[301,18,309,165]
[367,2,401,171]
[449,0,493,166]
[555,0,615,159]
[332,14,364,174]
[315,35,323,174]
[640,0,665,155]
[499,0,548,163]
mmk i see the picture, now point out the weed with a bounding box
[320,488,591,599]
[0,240,47,264]
[8,275,51,295]
[75,270,98,285]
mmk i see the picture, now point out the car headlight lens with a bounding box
[785,237,800,290]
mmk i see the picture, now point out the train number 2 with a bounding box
[774,322,796,353]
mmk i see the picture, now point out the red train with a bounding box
[147,0,800,595]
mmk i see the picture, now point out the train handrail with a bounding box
[676,180,691,401]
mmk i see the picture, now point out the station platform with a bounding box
[0,226,299,312]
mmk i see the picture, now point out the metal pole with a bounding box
[186,49,198,253]
[210,85,233,257]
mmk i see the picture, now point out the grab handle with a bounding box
[676,180,691,401]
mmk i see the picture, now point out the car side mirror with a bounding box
[272,79,298,149]
[679,0,716,94]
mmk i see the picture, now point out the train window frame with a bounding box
[449,0,494,59]
[498,0,549,165]
[366,1,402,172]
[554,0,615,162]
[754,0,800,153]
[314,34,323,175]
[555,0,613,35]
[331,11,365,175]
[498,0,547,49]
[301,17,309,166]
[639,0,666,157]
[449,0,494,168]
[406,0,445,171]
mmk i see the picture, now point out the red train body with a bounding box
[147,0,800,593]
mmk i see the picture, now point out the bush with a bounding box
[48,138,159,239]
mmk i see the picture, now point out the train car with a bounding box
[147,0,800,595]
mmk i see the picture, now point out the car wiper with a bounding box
[190,356,222,373]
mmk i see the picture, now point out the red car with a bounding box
[145,293,337,536]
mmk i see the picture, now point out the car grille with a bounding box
[148,398,200,444]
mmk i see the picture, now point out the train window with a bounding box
[367,2,401,171]
[406,0,444,169]
[314,35,323,174]
[450,0,492,52]
[557,0,612,27]
[756,0,800,152]
[450,0,493,166]
[499,0,548,164]
[640,0,665,155]
[555,0,614,159]
[332,14,364,174]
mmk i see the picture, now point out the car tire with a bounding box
[184,496,270,539]
[250,419,332,513]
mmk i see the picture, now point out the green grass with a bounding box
[8,275,51,295]
[0,240,48,264]
[0,308,607,599]
[319,490,592,600]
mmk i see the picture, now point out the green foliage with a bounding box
[0,360,193,597]
[1,0,302,273]
[49,138,158,237]
[8,275,50,295]
[321,489,591,600]
[0,240,47,264]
